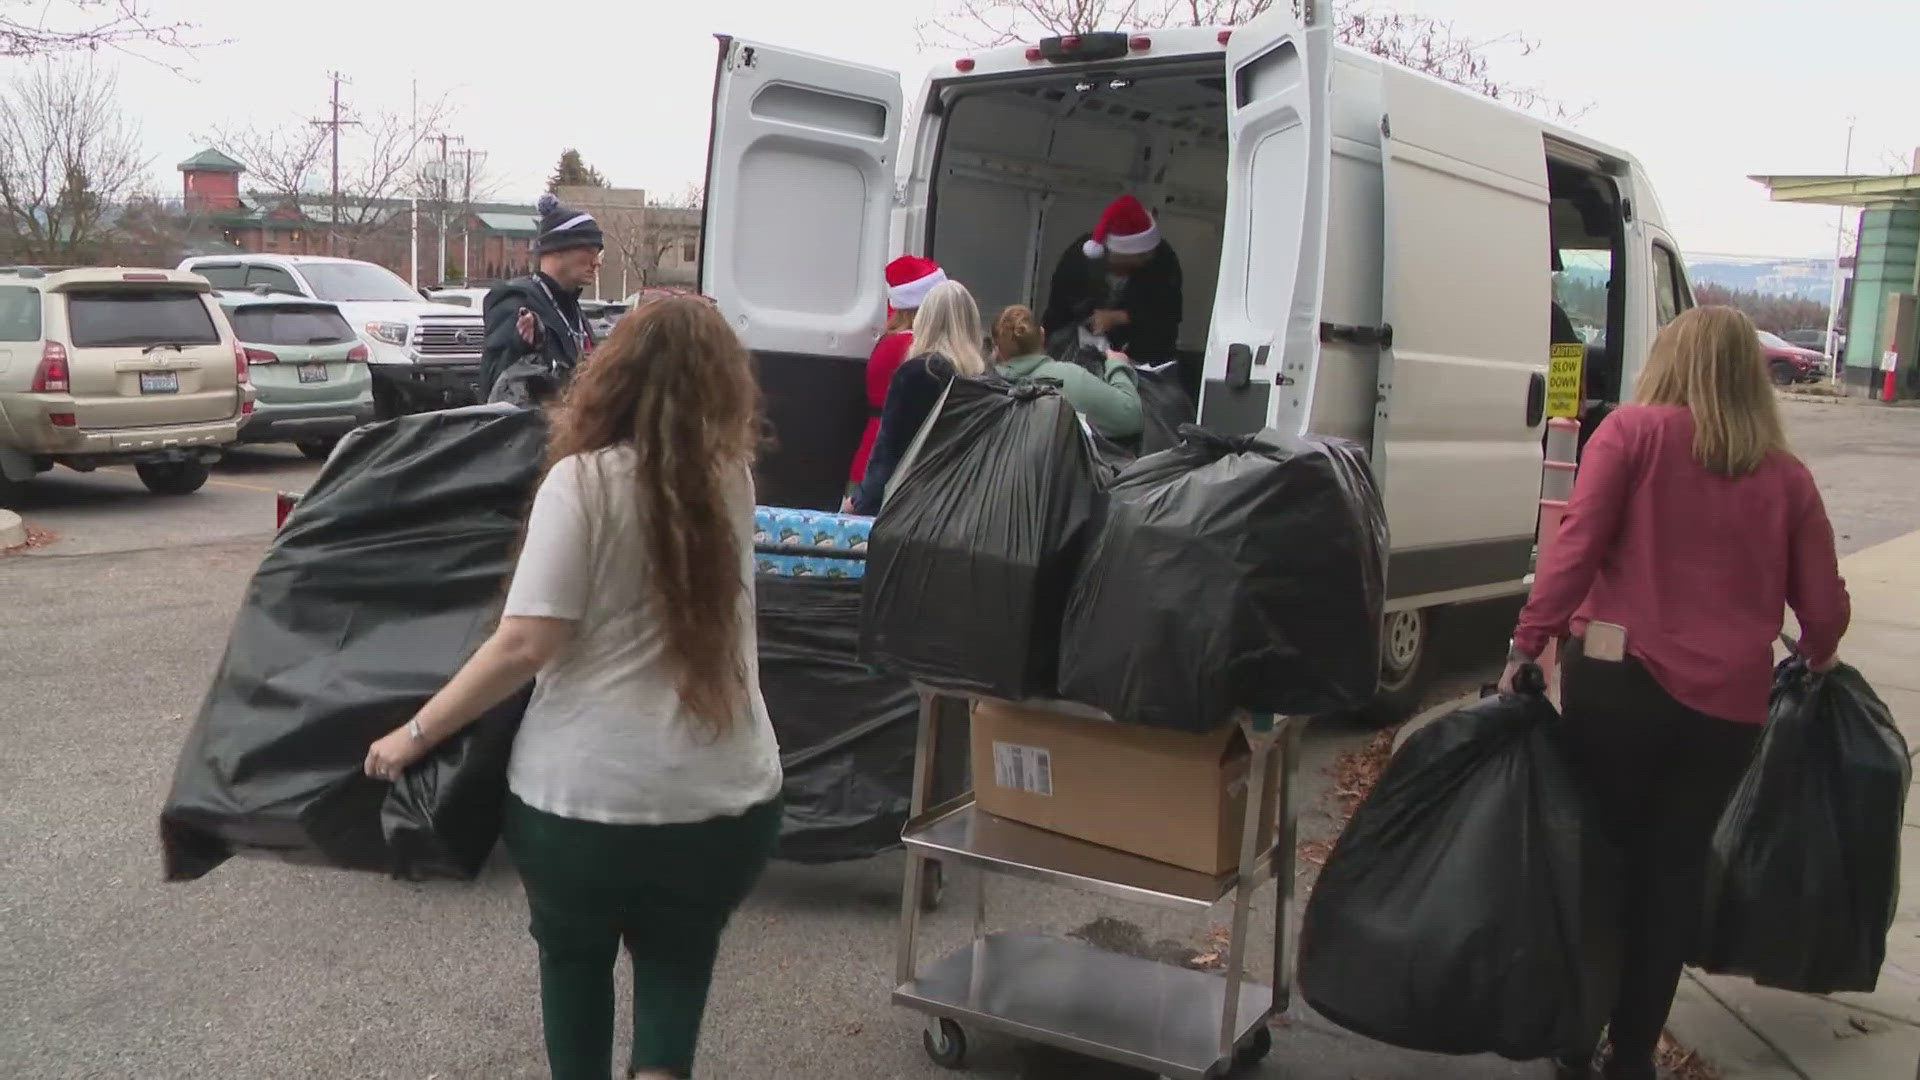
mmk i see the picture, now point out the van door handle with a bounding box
[1225,344,1253,388]
[1319,321,1394,348]
[1526,371,1546,427]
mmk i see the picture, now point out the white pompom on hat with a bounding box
[1083,194,1160,258]
[885,255,947,311]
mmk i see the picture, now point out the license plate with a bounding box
[297,363,328,384]
[139,371,179,394]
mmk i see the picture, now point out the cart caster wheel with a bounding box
[1233,1025,1274,1071]
[922,1017,966,1069]
[919,862,945,912]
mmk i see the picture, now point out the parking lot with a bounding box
[3,396,1914,1079]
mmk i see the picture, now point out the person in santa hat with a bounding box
[849,256,947,490]
[1042,193,1187,392]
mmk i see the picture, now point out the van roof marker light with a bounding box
[954,57,976,72]
[1217,29,1233,45]
[1129,35,1151,51]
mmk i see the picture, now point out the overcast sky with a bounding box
[92,0,1917,258]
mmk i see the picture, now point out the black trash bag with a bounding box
[758,574,921,863]
[1058,428,1387,731]
[1299,675,1621,1060]
[160,405,546,882]
[1698,657,1910,994]
[1132,362,1196,456]
[860,376,1102,700]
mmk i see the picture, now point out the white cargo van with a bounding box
[699,4,1695,708]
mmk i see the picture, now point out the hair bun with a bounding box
[536,192,560,215]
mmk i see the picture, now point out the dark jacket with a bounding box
[850,352,955,516]
[1041,235,1183,362]
[479,272,594,404]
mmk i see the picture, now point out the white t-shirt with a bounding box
[501,448,783,824]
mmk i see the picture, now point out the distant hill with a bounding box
[1684,257,1837,301]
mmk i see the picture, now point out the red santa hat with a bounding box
[885,256,947,311]
[1083,195,1160,258]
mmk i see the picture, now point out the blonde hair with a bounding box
[1634,305,1788,478]
[992,305,1044,359]
[885,307,916,334]
[911,280,987,377]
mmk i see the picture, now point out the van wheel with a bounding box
[1770,361,1797,387]
[0,471,25,508]
[1364,607,1431,725]
[136,460,211,496]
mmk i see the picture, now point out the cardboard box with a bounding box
[970,700,1278,876]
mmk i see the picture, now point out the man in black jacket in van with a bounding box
[480,193,604,405]
[1042,193,1187,391]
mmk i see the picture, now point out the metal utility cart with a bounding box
[893,690,1306,1080]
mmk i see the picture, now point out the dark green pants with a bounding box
[502,794,781,1080]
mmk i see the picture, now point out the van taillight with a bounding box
[234,342,250,383]
[31,342,68,392]
[346,343,369,363]
[121,272,169,281]
[245,347,279,365]
[1217,29,1233,45]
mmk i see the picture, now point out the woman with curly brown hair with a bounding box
[364,296,783,1080]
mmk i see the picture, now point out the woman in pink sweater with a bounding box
[1506,305,1850,1080]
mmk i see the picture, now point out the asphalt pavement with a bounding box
[4,397,1908,1080]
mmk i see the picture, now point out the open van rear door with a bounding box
[1374,68,1552,600]
[701,36,902,509]
[1198,2,1331,437]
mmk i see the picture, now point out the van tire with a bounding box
[1363,607,1431,725]
[136,460,211,496]
[0,471,25,508]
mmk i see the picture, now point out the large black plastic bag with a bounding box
[1059,429,1387,731]
[1299,679,1621,1059]
[758,574,921,863]
[1699,658,1909,993]
[1132,361,1196,455]
[860,377,1101,700]
[160,406,546,882]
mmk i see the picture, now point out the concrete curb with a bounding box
[0,508,24,550]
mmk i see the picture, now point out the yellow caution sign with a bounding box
[1546,343,1585,419]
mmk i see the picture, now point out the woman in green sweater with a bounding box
[991,305,1143,440]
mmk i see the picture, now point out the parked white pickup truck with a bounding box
[180,254,486,418]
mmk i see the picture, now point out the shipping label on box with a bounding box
[992,741,1054,796]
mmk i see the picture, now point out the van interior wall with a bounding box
[928,73,1228,355]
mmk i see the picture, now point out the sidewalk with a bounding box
[1666,526,1920,1079]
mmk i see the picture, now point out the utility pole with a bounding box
[429,132,464,287]
[309,72,359,257]
[1825,116,1856,386]
[459,146,485,282]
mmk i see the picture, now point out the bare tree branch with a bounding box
[0,62,148,263]
[918,0,1586,119]
[0,0,210,66]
